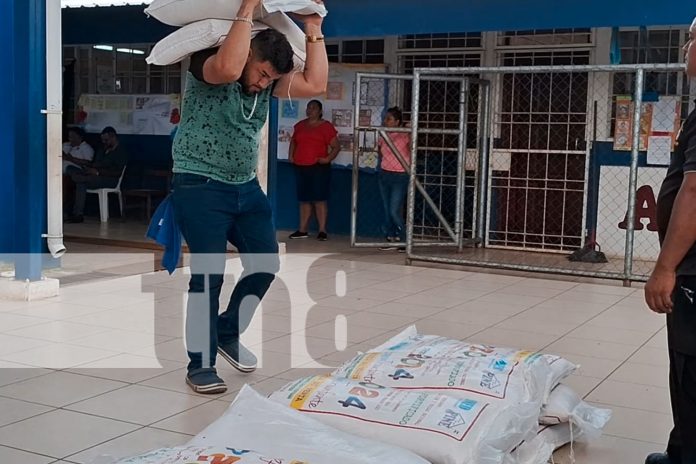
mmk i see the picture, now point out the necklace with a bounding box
[240,93,259,121]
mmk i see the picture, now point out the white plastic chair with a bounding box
[86,166,126,222]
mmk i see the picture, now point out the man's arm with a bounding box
[646,136,696,313]
[200,0,261,85]
[274,13,328,98]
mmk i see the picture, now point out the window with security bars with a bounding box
[611,28,692,134]
[64,44,182,123]
[489,49,592,251]
[497,28,592,47]
[399,32,482,50]
[325,39,385,64]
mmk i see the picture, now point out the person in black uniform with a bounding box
[644,16,696,464]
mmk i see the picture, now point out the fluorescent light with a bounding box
[92,45,145,55]
[117,48,145,55]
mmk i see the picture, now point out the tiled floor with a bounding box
[0,245,670,464]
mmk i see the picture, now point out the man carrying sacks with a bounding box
[169,0,328,393]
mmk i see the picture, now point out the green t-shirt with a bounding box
[172,72,272,184]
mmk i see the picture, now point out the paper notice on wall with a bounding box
[651,96,680,133]
[77,94,181,136]
[275,63,386,167]
[647,135,672,166]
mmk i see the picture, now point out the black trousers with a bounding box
[666,277,696,464]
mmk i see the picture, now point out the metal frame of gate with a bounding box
[406,63,686,283]
[351,72,488,251]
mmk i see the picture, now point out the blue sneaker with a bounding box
[185,368,227,394]
[218,340,258,373]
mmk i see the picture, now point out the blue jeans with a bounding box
[171,173,279,372]
[378,170,409,241]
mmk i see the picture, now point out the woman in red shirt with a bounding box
[288,100,340,240]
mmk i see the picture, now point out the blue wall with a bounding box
[63,6,176,44]
[63,1,693,42]
[323,0,693,37]
[275,162,385,237]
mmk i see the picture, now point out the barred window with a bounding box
[64,44,182,122]
[497,29,592,48]
[611,28,691,134]
[399,32,482,50]
[325,39,385,64]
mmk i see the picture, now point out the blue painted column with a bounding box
[12,0,47,281]
[0,0,16,256]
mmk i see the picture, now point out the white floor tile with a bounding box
[0,445,54,464]
[0,313,51,333]
[595,403,672,444]
[66,385,209,426]
[586,380,671,414]
[6,321,112,344]
[151,400,230,435]
[1,343,118,369]
[69,329,173,353]
[608,361,670,389]
[68,355,185,384]
[0,371,126,407]
[0,397,54,427]
[544,337,639,362]
[0,363,53,387]
[553,435,666,463]
[0,333,52,356]
[0,409,138,459]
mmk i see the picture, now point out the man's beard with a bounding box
[239,69,259,95]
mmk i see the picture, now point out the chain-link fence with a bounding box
[351,73,485,251]
[351,64,693,283]
[404,63,692,283]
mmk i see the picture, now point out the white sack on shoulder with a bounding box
[144,0,327,27]
[186,385,429,464]
[146,16,306,69]
[269,375,540,464]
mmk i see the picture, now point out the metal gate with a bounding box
[351,73,488,251]
[405,63,689,283]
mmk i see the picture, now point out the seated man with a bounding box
[66,126,129,223]
[62,127,94,174]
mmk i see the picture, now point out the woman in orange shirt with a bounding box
[288,100,340,241]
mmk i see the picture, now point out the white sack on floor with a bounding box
[144,0,327,27]
[507,422,590,464]
[540,384,612,440]
[269,375,540,464]
[370,326,578,400]
[332,350,549,406]
[104,446,307,463]
[187,385,430,464]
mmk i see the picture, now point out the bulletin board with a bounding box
[613,95,681,165]
[77,94,181,136]
[276,63,386,168]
